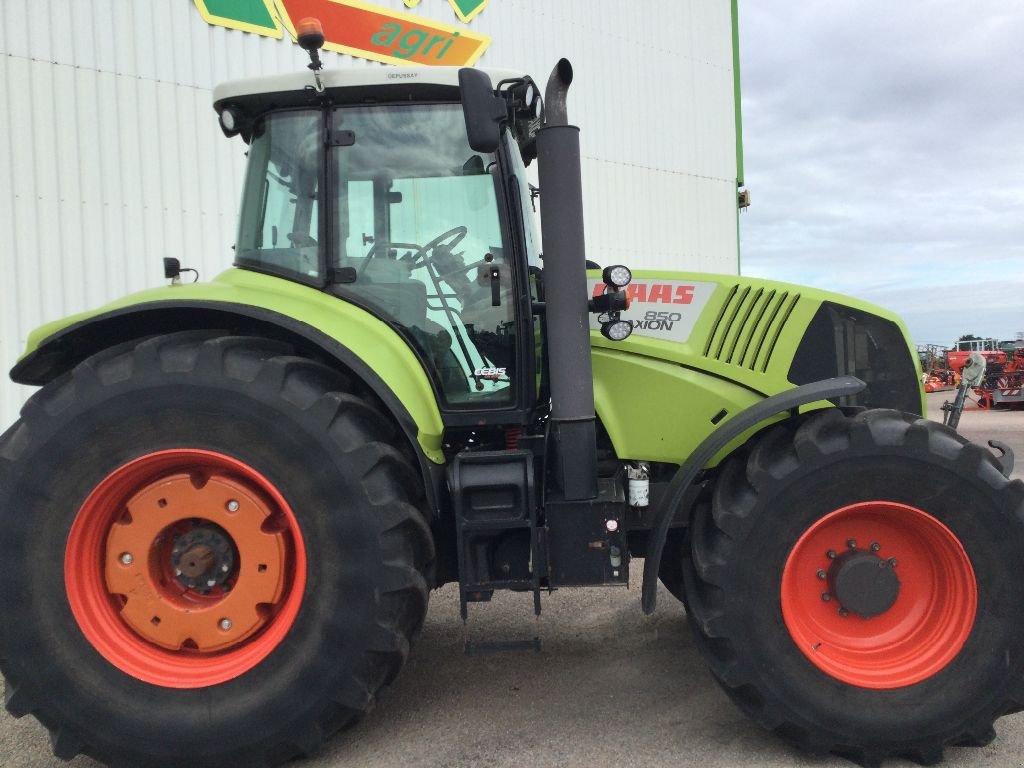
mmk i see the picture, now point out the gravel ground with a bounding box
[2,392,1022,768]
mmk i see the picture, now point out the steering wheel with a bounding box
[408,226,468,270]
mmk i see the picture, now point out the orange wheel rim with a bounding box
[781,501,976,689]
[65,450,307,688]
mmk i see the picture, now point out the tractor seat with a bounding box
[331,257,430,332]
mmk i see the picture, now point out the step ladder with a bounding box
[450,449,544,653]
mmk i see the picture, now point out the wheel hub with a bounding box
[827,549,900,619]
[99,473,289,654]
[172,524,235,592]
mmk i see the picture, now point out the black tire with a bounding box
[0,332,434,767]
[684,408,1024,767]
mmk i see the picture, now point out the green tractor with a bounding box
[2,27,1022,768]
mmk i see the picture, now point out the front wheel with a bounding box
[0,333,434,767]
[684,408,1024,766]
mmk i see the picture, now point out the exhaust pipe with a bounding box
[536,59,598,501]
[543,58,574,127]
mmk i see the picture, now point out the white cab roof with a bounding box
[213,66,526,105]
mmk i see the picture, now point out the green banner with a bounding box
[193,0,282,37]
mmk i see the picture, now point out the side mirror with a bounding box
[459,68,505,153]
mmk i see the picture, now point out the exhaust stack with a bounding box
[536,59,598,500]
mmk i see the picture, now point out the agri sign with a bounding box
[193,0,490,66]
[588,279,717,343]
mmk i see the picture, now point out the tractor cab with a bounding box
[214,57,626,620]
[214,67,544,426]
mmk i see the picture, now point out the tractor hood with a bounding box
[585,269,923,466]
[589,269,921,407]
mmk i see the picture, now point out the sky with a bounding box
[736,2,1024,348]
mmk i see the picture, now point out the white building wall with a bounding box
[0,0,739,429]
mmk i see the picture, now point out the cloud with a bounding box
[738,1,1024,346]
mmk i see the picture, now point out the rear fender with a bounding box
[10,270,447,507]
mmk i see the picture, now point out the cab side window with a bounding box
[236,111,321,281]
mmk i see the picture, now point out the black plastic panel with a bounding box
[789,302,921,416]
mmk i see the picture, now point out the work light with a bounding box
[219,106,242,137]
[601,319,633,341]
[602,265,632,288]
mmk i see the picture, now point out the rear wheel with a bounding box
[685,408,1024,766]
[0,332,434,767]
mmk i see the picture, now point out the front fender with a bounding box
[640,375,867,614]
[592,347,766,465]
[12,269,445,464]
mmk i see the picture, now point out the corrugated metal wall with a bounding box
[0,0,739,429]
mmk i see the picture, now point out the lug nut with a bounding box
[888,558,898,568]
[838,608,849,617]
[826,550,837,559]
[870,542,881,552]
[816,569,827,580]
[226,499,240,512]
[219,618,233,631]
[847,539,857,549]
[821,592,832,602]
[119,552,134,565]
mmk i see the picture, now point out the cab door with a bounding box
[326,102,531,423]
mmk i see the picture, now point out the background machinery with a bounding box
[1,25,1023,768]
[934,338,1024,410]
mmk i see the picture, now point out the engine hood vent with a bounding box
[704,285,800,372]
